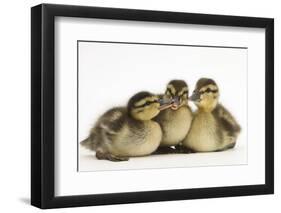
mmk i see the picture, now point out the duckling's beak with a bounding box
[170,96,180,110]
[158,103,173,111]
[189,91,200,102]
[158,98,173,111]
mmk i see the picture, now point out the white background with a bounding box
[0,0,279,212]
[56,14,264,196]
[78,41,248,171]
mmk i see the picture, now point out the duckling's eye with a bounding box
[136,100,158,108]
[203,88,218,93]
[205,88,212,93]
[180,91,188,97]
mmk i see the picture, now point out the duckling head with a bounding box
[128,91,168,121]
[190,78,219,112]
[163,80,189,110]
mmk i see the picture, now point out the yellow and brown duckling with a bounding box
[182,78,241,152]
[80,91,170,161]
[153,80,193,153]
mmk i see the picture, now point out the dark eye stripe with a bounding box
[179,91,188,96]
[134,100,158,108]
[200,88,218,94]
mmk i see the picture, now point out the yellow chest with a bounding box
[184,112,220,152]
[159,107,193,146]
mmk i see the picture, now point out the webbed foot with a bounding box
[153,146,177,154]
[174,145,195,154]
[96,151,129,162]
[215,142,236,152]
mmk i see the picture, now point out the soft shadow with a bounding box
[19,197,30,205]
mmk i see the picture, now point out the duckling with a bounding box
[80,91,170,161]
[182,78,241,152]
[153,80,193,153]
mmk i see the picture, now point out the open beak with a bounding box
[158,103,173,111]
[170,96,181,110]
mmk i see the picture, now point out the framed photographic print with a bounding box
[31,3,274,209]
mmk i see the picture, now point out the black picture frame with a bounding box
[31,3,274,209]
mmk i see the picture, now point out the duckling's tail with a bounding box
[80,137,93,150]
[80,137,90,147]
[80,134,98,150]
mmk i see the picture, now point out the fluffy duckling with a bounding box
[80,91,169,161]
[154,80,193,153]
[182,78,241,152]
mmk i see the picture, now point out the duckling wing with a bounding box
[213,104,241,135]
[98,107,127,135]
